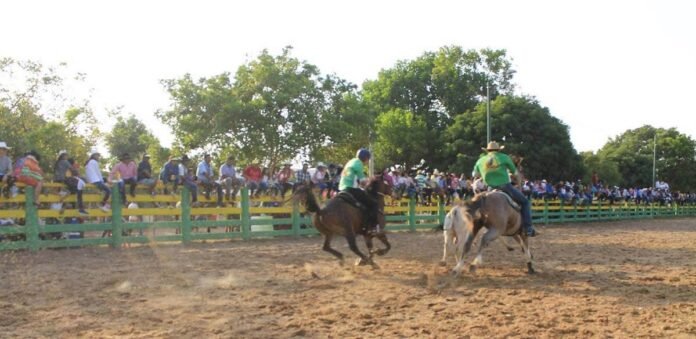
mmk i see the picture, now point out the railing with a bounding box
[1,183,694,251]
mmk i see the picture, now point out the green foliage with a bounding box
[362,46,515,169]
[373,109,429,170]
[0,58,98,173]
[580,151,622,186]
[105,115,160,160]
[159,47,358,169]
[597,125,696,190]
[447,95,583,180]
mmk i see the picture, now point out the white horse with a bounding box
[440,194,535,275]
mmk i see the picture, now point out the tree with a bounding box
[597,125,696,190]
[580,151,622,186]
[362,46,516,169]
[105,114,163,164]
[0,58,99,172]
[373,109,429,170]
[446,95,583,181]
[158,47,358,169]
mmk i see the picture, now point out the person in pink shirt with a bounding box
[110,153,138,201]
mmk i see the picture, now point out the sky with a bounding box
[2,0,695,153]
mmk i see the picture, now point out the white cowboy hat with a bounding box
[87,147,100,157]
[58,150,68,157]
[316,162,326,168]
[0,141,11,149]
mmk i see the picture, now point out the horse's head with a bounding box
[367,174,394,198]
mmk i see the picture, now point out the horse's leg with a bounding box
[322,234,344,266]
[374,232,391,256]
[470,228,500,273]
[515,234,535,274]
[346,232,374,267]
[441,227,454,266]
[499,236,516,251]
[452,228,476,276]
[364,234,375,259]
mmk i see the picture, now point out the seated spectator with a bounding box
[218,156,242,201]
[15,150,44,206]
[85,148,111,211]
[311,162,328,197]
[275,163,294,198]
[109,153,138,201]
[54,150,87,215]
[294,163,311,189]
[196,153,223,206]
[243,160,262,197]
[0,141,16,198]
[137,154,157,195]
[179,155,198,205]
[159,156,180,194]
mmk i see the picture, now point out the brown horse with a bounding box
[445,191,535,275]
[293,175,393,267]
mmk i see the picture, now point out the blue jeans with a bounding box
[495,183,532,231]
[93,181,111,204]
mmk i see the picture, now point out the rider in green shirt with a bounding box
[473,141,538,237]
[340,148,380,234]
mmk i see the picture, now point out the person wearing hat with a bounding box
[294,162,311,188]
[54,150,88,215]
[473,141,538,237]
[110,153,138,201]
[196,153,223,206]
[339,148,381,234]
[85,148,111,211]
[0,142,15,198]
[243,159,262,197]
[137,154,157,196]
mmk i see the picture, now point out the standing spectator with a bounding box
[275,163,294,198]
[15,150,44,206]
[218,156,242,201]
[294,163,311,188]
[196,153,223,206]
[159,156,180,194]
[109,153,138,201]
[137,154,157,196]
[243,160,262,197]
[85,148,111,211]
[0,141,15,198]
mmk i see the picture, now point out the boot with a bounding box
[526,224,539,237]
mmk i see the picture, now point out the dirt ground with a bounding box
[1,219,695,338]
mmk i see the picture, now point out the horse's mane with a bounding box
[365,174,383,197]
[464,193,486,213]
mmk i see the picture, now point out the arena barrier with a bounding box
[1,183,695,251]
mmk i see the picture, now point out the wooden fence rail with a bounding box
[1,184,695,251]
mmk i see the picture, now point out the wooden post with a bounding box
[181,188,191,244]
[241,187,251,240]
[111,183,123,248]
[292,200,301,237]
[408,197,416,232]
[25,187,40,252]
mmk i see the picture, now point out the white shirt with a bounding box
[85,159,103,183]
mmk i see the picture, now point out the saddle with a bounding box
[336,191,365,211]
[489,189,521,211]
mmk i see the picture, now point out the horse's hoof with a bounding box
[527,269,536,275]
[506,247,515,252]
[375,249,387,256]
[438,261,447,267]
[370,262,381,270]
[355,258,368,266]
[469,265,477,274]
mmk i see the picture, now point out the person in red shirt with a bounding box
[275,163,294,199]
[243,160,262,197]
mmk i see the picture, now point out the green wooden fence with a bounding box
[1,184,695,252]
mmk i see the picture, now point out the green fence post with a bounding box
[241,187,251,240]
[111,183,123,248]
[408,197,416,232]
[292,200,301,237]
[25,187,40,252]
[181,187,191,244]
[559,201,565,223]
[438,200,445,226]
[543,200,549,225]
[597,199,602,222]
